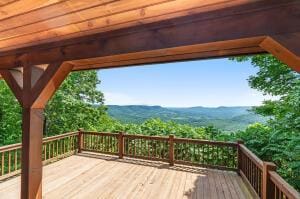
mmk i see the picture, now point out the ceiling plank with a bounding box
[0,0,222,50]
[0,0,16,7]
[0,0,298,71]
[0,0,295,52]
[0,0,166,42]
[0,0,115,32]
[0,0,63,20]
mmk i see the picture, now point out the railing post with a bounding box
[78,128,83,153]
[118,132,124,159]
[237,140,244,174]
[169,135,174,166]
[262,162,276,199]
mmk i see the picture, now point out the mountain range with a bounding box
[107,105,267,131]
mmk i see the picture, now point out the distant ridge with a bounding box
[107,105,266,131]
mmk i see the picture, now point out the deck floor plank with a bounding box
[0,153,253,199]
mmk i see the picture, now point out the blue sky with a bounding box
[97,58,274,107]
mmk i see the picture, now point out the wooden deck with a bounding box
[0,153,253,199]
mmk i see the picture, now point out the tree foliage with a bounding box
[97,116,208,139]
[231,54,300,190]
[44,71,106,136]
[0,81,21,145]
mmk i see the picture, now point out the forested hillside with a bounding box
[107,105,266,131]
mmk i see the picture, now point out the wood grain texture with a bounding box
[0,1,299,71]
[260,35,300,72]
[21,107,44,199]
[0,153,254,199]
[0,0,252,51]
[0,69,22,104]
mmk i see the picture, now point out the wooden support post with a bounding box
[169,135,174,166]
[237,140,244,174]
[118,132,124,159]
[0,62,73,199]
[21,108,44,199]
[77,128,83,153]
[262,162,277,199]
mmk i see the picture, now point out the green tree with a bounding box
[231,54,300,190]
[0,80,22,145]
[45,71,106,135]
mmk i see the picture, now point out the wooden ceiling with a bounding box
[0,0,299,72]
[0,0,252,52]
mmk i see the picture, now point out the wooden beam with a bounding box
[70,38,265,70]
[260,33,300,72]
[0,1,298,70]
[0,62,73,199]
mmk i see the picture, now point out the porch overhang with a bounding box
[0,0,299,72]
[0,1,299,199]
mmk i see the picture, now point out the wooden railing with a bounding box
[42,132,78,163]
[123,134,170,162]
[269,171,300,199]
[238,142,264,197]
[79,131,119,155]
[237,141,300,199]
[0,131,298,199]
[0,143,21,179]
[79,130,238,170]
[174,137,237,170]
[0,132,78,180]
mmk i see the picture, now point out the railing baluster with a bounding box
[14,150,17,171]
[118,132,124,159]
[8,151,11,173]
[169,135,174,166]
[1,152,3,176]
[78,129,83,153]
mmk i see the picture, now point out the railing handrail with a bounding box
[124,134,169,141]
[43,131,79,143]
[239,143,263,169]
[79,131,238,146]
[269,171,300,199]
[0,132,79,151]
[174,137,237,146]
[0,143,22,152]
[82,131,238,145]
[82,131,119,136]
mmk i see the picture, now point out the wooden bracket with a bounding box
[0,62,73,108]
[0,69,23,104]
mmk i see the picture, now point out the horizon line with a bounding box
[105,104,256,108]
